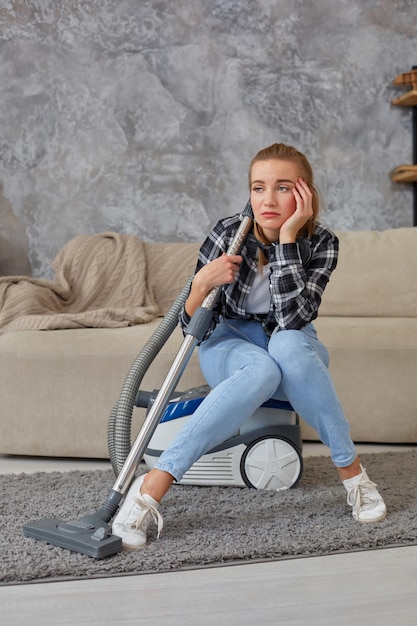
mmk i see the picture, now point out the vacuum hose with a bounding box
[107,276,192,475]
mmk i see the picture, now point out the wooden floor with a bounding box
[2,444,417,626]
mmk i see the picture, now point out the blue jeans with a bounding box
[154,319,357,481]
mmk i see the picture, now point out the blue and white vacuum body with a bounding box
[139,385,303,491]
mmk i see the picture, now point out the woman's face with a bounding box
[250,159,302,242]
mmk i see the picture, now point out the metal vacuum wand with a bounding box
[113,201,254,493]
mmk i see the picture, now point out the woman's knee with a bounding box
[268,330,316,378]
[244,350,281,398]
[269,328,329,369]
[269,329,307,359]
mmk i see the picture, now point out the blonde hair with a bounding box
[249,143,320,247]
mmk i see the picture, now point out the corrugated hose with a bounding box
[107,276,193,475]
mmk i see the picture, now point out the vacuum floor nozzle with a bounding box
[23,513,123,559]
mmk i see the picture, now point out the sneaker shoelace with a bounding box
[346,476,378,517]
[129,496,164,539]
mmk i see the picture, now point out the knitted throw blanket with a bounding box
[0,232,159,335]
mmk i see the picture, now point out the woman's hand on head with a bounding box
[279,177,313,244]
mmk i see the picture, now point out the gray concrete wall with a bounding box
[0,0,416,277]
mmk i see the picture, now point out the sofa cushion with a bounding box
[313,316,417,443]
[320,227,417,317]
[0,323,205,457]
[144,241,201,314]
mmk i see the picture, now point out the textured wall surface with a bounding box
[0,0,416,277]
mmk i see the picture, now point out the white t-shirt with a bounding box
[246,264,271,314]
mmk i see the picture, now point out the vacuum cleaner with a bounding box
[23,201,302,558]
[139,385,302,490]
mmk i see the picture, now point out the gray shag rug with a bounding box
[2,451,417,585]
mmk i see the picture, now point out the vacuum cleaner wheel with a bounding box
[240,436,302,491]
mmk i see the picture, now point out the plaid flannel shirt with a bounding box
[179,213,338,340]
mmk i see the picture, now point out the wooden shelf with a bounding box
[391,164,417,183]
[392,90,417,107]
[393,69,417,85]
[391,69,417,107]
[391,67,417,225]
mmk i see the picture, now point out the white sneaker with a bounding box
[112,474,163,549]
[343,464,387,523]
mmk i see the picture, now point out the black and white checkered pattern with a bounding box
[180,212,338,340]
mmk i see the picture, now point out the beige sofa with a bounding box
[1,227,416,458]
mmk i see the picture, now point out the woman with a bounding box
[113,142,386,549]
